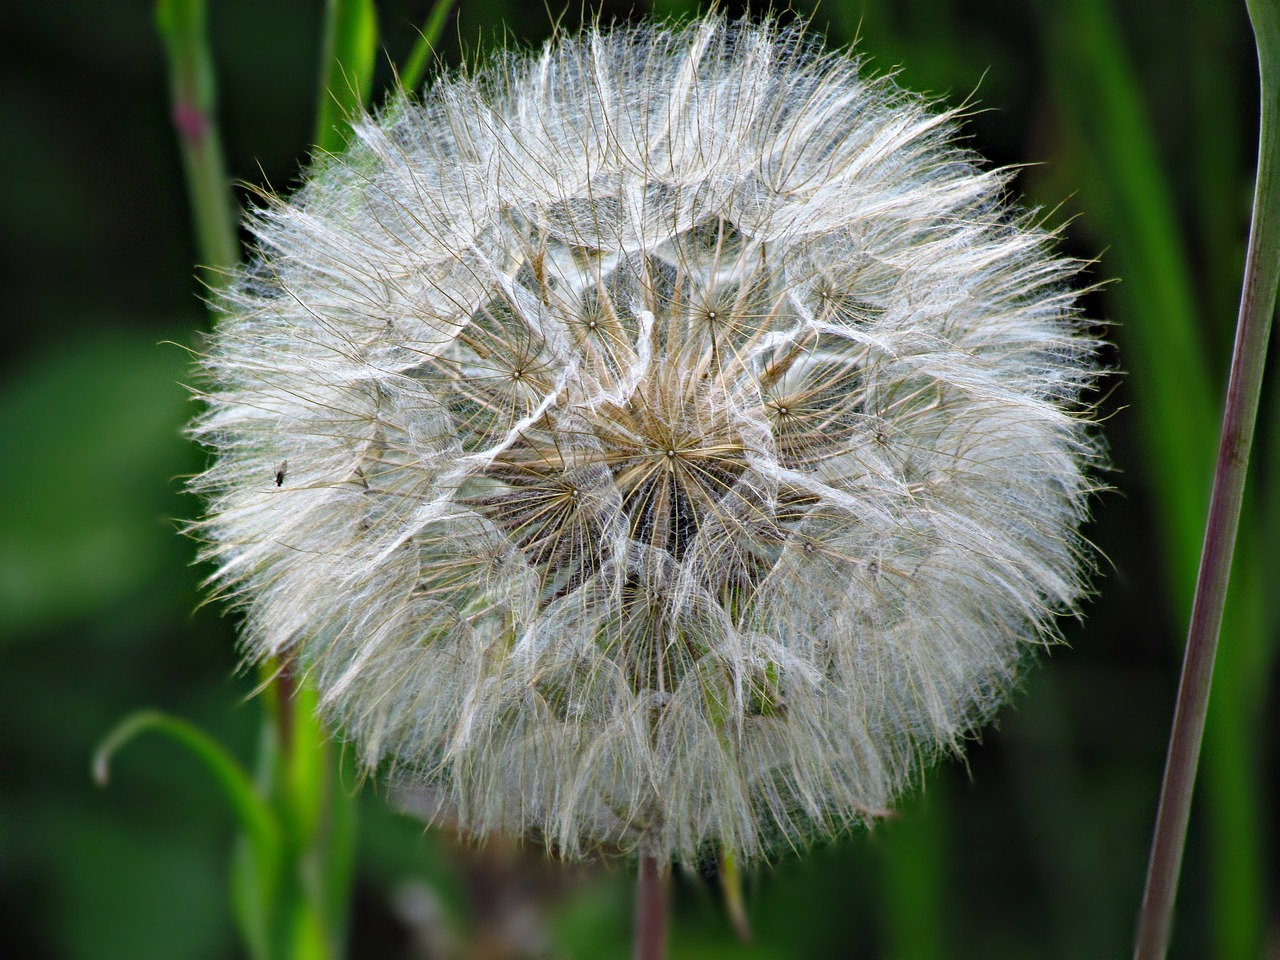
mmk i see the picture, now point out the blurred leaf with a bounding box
[289,901,331,960]
[1265,379,1280,635]
[0,335,192,643]
[551,875,631,960]
[1202,545,1266,960]
[1049,13,1269,949]
[34,799,233,960]
[356,794,466,924]
[400,0,457,92]
[669,935,790,960]
[314,0,378,154]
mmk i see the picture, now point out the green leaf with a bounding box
[400,0,457,92]
[314,0,379,155]
[288,899,333,960]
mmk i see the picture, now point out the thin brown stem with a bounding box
[634,854,669,960]
[1133,3,1280,956]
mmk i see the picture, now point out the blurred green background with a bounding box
[0,0,1276,957]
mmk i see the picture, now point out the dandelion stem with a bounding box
[155,0,239,286]
[634,854,669,960]
[1133,3,1280,957]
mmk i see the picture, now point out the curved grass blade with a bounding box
[94,709,281,856]
[95,710,284,956]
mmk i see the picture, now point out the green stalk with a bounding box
[882,786,946,960]
[155,3,365,956]
[315,0,378,154]
[155,0,239,284]
[1132,2,1280,956]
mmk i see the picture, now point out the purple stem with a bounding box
[1133,7,1280,953]
[634,854,669,960]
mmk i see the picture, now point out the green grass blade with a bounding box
[95,710,280,853]
[1190,0,1248,337]
[315,0,379,155]
[1051,0,1216,603]
[155,0,239,284]
[400,0,457,92]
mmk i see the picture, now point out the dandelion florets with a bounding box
[192,16,1100,865]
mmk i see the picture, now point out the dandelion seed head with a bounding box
[192,16,1101,864]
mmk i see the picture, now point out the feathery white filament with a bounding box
[192,17,1099,864]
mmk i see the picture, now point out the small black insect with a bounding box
[275,460,288,487]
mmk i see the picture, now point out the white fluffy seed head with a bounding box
[191,16,1101,864]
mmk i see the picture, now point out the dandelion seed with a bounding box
[191,16,1101,866]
